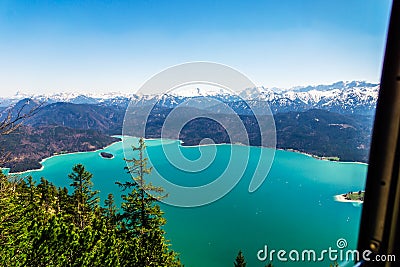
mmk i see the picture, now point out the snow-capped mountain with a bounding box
[0,91,133,107]
[241,81,379,114]
[169,85,231,97]
[1,81,379,115]
[152,81,379,115]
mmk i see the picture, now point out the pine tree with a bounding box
[26,176,36,205]
[234,250,247,267]
[37,177,58,213]
[117,138,167,233]
[56,186,73,215]
[104,193,117,228]
[68,164,99,229]
[117,137,180,266]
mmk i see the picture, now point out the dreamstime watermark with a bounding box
[257,238,396,264]
[122,62,276,207]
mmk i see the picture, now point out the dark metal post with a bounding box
[357,0,400,266]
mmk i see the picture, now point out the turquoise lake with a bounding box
[19,139,367,267]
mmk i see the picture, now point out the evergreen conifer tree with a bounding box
[104,193,117,228]
[234,250,247,267]
[68,164,99,229]
[117,137,180,266]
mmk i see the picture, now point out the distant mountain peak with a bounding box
[291,80,379,92]
[167,85,231,97]
[1,80,380,115]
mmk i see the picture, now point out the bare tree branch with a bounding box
[0,98,46,167]
[0,98,45,135]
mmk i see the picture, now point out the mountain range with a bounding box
[0,81,377,172]
[2,81,379,115]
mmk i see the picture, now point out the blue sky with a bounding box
[0,0,392,96]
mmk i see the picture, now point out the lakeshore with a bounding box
[9,139,122,175]
[281,148,367,164]
[11,137,369,175]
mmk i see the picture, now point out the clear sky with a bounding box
[0,0,393,97]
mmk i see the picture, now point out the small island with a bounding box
[100,152,114,159]
[334,191,364,203]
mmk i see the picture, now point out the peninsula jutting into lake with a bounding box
[334,191,365,203]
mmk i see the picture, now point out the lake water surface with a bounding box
[21,139,367,267]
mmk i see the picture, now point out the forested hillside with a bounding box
[0,140,182,266]
[1,125,118,172]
